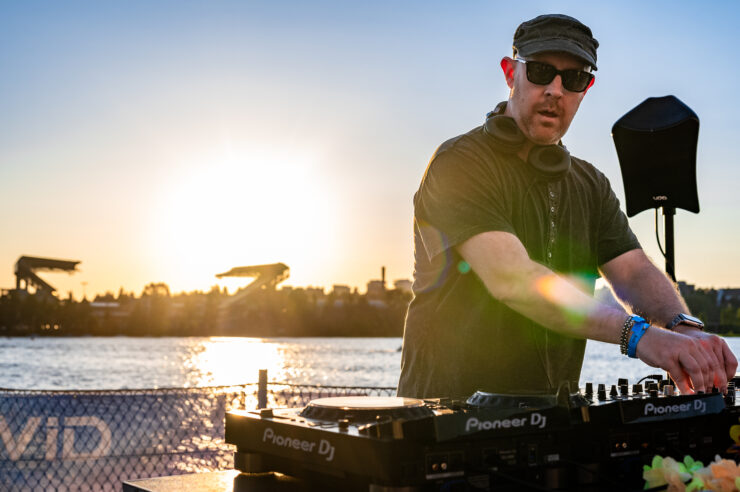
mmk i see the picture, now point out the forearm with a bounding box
[504,267,628,343]
[458,232,627,343]
[601,250,689,328]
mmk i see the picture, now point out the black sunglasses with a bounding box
[516,59,594,93]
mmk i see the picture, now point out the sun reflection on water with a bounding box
[185,337,284,387]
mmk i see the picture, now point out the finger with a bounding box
[666,360,694,395]
[685,342,711,393]
[697,339,723,392]
[721,341,739,383]
[678,351,704,394]
[708,340,729,392]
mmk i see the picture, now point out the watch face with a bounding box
[678,313,703,326]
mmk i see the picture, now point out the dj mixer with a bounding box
[225,377,740,491]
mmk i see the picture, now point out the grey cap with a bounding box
[513,14,599,70]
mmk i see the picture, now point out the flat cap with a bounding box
[513,14,599,70]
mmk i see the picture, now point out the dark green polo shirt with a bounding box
[397,123,640,399]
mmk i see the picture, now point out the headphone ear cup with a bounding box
[527,145,571,180]
[483,115,526,154]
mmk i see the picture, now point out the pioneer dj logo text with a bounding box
[465,412,547,433]
[262,427,335,461]
[643,399,707,417]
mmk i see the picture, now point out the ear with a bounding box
[501,57,516,89]
[583,75,595,94]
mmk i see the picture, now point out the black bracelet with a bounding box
[620,316,635,355]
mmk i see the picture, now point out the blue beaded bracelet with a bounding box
[627,318,650,358]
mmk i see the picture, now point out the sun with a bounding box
[148,145,338,292]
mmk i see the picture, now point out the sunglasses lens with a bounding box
[562,71,593,92]
[526,62,557,85]
[524,61,593,93]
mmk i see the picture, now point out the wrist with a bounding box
[620,315,649,358]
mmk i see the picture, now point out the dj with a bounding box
[397,14,737,399]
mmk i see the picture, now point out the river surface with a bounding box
[2,336,739,391]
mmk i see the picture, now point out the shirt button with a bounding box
[551,221,555,228]
[550,206,555,213]
[549,191,556,198]
[547,252,552,258]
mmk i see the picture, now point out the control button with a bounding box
[597,384,607,401]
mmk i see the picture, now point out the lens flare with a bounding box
[534,274,592,326]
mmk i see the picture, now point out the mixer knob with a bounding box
[649,389,659,398]
[585,382,594,395]
[598,387,607,401]
[617,378,628,387]
[663,385,675,396]
[632,384,643,395]
[620,385,629,397]
[609,385,618,398]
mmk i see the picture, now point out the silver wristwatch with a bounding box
[666,313,704,331]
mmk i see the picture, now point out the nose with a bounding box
[544,75,564,98]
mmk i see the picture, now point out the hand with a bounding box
[635,325,737,394]
[673,325,738,392]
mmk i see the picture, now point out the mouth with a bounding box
[538,109,559,119]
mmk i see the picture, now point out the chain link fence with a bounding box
[1,380,396,491]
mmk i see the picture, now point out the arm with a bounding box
[600,249,737,391]
[458,231,736,393]
[457,230,626,343]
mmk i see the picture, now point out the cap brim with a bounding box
[517,39,597,70]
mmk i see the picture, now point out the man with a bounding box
[397,14,737,399]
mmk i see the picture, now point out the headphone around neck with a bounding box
[483,106,571,181]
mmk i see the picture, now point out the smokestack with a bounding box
[381,266,386,287]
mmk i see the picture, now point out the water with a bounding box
[2,336,739,391]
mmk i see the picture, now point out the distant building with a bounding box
[331,285,351,297]
[90,301,131,321]
[678,281,695,297]
[366,280,386,300]
[717,288,740,306]
[393,279,412,294]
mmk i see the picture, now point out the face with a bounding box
[501,51,591,146]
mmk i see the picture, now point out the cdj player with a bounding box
[225,378,740,491]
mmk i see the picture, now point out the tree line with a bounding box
[0,283,412,337]
[1,283,739,337]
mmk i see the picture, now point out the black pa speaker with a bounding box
[612,95,700,217]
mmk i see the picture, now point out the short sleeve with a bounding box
[415,146,516,260]
[596,176,641,265]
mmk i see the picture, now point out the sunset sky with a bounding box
[2,1,739,299]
